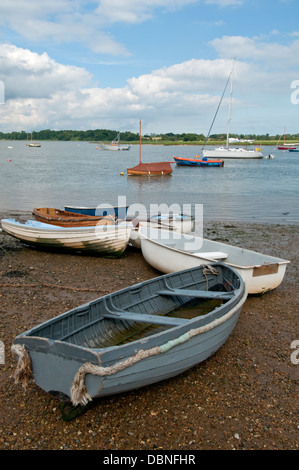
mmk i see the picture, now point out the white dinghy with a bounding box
[139,227,290,294]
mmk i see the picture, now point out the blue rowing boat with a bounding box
[12,263,247,407]
[174,156,224,167]
[64,205,129,218]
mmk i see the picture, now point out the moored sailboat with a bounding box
[127,120,173,176]
[99,133,130,151]
[203,60,263,159]
[26,133,41,147]
[277,128,297,150]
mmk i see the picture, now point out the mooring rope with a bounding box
[11,344,33,388]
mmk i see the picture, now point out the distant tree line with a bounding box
[0,129,140,142]
[0,129,298,142]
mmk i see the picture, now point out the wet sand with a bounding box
[0,210,298,450]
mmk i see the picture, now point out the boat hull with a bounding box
[64,205,129,219]
[174,156,224,167]
[100,144,130,150]
[1,219,132,258]
[203,148,263,159]
[33,207,115,227]
[127,169,172,176]
[139,227,289,294]
[127,162,173,176]
[12,264,246,404]
[278,146,296,150]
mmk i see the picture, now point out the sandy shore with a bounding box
[0,210,298,451]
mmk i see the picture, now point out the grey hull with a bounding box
[12,264,247,406]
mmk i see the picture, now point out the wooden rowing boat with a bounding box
[139,227,290,294]
[11,263,247,407]
[32,207,115,227]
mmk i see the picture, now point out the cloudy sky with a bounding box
[0,0,298,135]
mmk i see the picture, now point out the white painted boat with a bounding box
[1,219,132,258]
[203,147,263,159]
[99,132,130,151]
[202,59,263,160]
[129,213,195,249]
[139,227,290,294]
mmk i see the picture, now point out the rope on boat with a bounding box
[202,265,220,289]
[11,344,32,388]
[70,284,248,406]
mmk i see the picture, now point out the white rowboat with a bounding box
[1,219,132,258]
[139,227,290,294]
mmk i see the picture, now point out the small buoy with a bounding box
[120,172,124,175]
[7,159,12,162]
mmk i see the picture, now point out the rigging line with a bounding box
[201,69,232,150]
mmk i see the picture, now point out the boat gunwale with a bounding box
[1,218,133,233]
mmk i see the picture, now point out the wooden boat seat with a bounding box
[103,311,189,326]
[157,289,234,300]
[192,251,228,260]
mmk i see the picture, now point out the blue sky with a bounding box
[0,0,298,135]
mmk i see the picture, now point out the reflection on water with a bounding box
[0,140,298,225]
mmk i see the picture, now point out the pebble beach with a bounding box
[0,210,298,451]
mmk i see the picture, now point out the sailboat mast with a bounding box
[284,126,286,145]
[139,119,142,163]
[226,59,235,149]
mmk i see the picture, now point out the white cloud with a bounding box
[204,0,243,5]
[0,34,298,134]
[0,44,92,100]
[0,0,244,57]
[94,0,199,24]
[0,0,201,56]
[210,35,299,68]
[0,45,236,132]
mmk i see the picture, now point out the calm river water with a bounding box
[0,140,298,225]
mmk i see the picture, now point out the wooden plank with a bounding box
[103,311,189,326]
[253,263,279,277]
[157,289,234,299]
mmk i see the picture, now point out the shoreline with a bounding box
[1,138,293,146]
[0,210,298,450]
